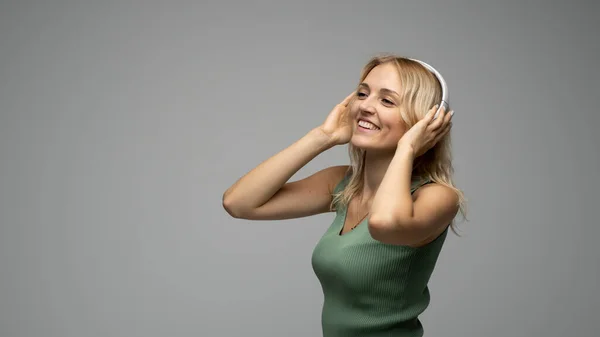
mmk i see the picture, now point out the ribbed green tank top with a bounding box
[311,174,448,337]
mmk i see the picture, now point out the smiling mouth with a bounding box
[357,119,380,131]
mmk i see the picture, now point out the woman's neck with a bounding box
[361,149,397,200]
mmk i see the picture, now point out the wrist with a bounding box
[308,128,337,151]
[396,143,416,158]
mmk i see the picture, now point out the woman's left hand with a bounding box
[397,105,454,157]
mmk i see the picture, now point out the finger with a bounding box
[443,122,452,138]
[429,105,447,130]
[434,108,453,130]
[443,109,454,124]
[433,121,452,143]
[431,103,444,120]
[424,104,439,124]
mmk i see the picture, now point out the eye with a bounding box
[382,98,395,105]
[357,92,367,98]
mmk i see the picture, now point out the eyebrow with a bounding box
[358,83,400,98]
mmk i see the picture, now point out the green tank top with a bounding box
[311,174,448,337]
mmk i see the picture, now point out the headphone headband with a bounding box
[408,58,449,118]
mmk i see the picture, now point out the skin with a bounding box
[223,62,458,247]
[319,63,458,245]
[349,62,411,203]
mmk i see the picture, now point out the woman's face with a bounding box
[349,63,407,152]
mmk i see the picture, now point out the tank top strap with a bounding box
[410,177,434,194]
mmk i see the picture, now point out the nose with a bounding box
[358,96,377,114]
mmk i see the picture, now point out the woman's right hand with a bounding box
[316,92,356,146]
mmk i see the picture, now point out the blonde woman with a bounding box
[223,54,466,337]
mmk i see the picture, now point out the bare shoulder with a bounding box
[284,164,350,200]
[321,165,351,194]
[407,182,460,246]
[412,182,460,205]
[412,182,460,221]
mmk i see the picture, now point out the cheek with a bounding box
[398,123,409,136]
[389,125,406,139]
[383,113,406,132]
[396,121,408,133]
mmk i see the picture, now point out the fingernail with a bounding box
[450,110,454,116]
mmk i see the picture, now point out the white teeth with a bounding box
[358,120,379,130]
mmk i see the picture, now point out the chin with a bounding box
[349,135,372,150]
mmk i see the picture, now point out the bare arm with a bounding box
[222,128,348,220]
[369,105,458,246]
[223,91,356,220]
[368,146,458,246]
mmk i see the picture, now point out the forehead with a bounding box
[362,63,401,92]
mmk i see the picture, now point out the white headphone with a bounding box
[408,58,449,119]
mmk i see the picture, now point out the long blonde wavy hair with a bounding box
[331,54,467,234]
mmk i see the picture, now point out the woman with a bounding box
[223,54,466,337]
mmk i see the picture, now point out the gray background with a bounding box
[1,0,598,336]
